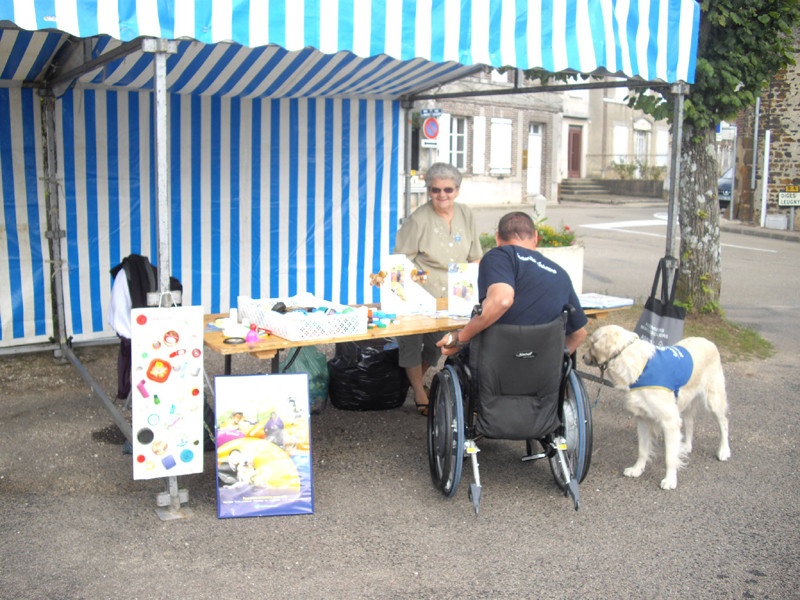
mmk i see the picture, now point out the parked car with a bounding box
[718,167,733,209]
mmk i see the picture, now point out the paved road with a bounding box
[1,201,798,599]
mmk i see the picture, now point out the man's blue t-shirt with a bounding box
[478,245,587,335]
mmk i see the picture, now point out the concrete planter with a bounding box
[538,244,584,294]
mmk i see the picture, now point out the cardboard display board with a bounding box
[447,263,479,317]
[378,255,437,315]
[215,374,313,518]
[130,306,205,480]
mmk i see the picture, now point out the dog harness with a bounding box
[629,345,694,396]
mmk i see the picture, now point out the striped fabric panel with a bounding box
[0,87,51,346]
[48,88,399,343]
[0,0,700,84]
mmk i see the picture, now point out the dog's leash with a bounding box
[593,366,607,407]
[584,337,639,407]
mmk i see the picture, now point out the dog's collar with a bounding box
[591,336,640,408]
[598,336,639,372]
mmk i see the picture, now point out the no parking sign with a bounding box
[423,117,439,140]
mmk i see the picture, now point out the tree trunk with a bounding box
[676,124,722,313]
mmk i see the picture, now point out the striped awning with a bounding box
[0,29,481,99]
[1,0,701,91]
[0,0,702,348]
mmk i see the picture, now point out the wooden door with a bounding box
[568,125,582,178]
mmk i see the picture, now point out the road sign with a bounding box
[420,108,442,117]
[778,192,800,206]
[423,117,439,140]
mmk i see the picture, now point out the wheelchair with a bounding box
[427,308,592,514]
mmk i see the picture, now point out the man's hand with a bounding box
[437,331,465,356]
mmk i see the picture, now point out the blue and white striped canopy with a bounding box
[2,0,700,84]
[0,0,701,347]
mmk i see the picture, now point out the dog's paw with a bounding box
[623,465,645,478]
[679,442,693,455]
[660,475,677,490]
[717,446,731,462]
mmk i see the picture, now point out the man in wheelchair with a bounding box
[427,211,591,512]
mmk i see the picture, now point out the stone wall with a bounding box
[736,40,800,228]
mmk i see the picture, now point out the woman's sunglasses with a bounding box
[429,186,457,194]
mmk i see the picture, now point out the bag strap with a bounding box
[649,258,665,300]
[649,258,678,305]
[664,260,679,305]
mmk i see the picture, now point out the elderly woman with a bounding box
[393,162,482,415]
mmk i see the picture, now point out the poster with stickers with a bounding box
[447,262,479,317]
[215,373,313,518]
[130,306,205,480]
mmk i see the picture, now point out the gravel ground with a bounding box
[1,303,799,599]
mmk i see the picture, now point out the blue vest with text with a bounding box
[630,345,694,396]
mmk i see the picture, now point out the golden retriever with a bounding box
[583,325,730,489]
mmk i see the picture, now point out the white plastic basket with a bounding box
[237,293,368,341]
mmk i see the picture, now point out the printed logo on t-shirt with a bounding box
[517,252,557,274]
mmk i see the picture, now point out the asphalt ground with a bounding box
[1,201,798,599]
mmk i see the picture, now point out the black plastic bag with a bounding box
[327,339,409,410]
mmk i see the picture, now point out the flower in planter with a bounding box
[479,219,578,250]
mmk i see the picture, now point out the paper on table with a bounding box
[578,293,634,309]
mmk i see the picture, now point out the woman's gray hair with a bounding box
[424,162,462,188]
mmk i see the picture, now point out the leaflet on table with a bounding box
[379,255,437,315]
[447,263,479,317]
[215,373,313,518]
[578,293,634,309]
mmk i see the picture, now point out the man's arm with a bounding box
[565,327,587,355]
[438,281,514,356]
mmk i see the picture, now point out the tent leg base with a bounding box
[154,476,192,521]
[155,506,193,521]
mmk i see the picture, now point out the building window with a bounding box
[634,130,650,163]
[450,117,467,170]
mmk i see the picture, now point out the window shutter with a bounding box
[472,116,486,174]
[489,117,512,175]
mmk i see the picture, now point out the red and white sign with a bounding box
[423,117,439,140]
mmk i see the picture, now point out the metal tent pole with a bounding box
[142,38,191,521]
[402,100,413,220]
[41,90,133,447]
[39,90,69,355]
[664,82,689,287]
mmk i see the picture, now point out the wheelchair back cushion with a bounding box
[469,315,566,440]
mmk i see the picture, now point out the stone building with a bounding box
[407,71,672,213]
[409,69,563,216]
[735,48,800,229]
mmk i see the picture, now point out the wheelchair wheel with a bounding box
[427,365,465,497]
[549,370,592,489]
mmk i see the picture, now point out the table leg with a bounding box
[224,355,232,376]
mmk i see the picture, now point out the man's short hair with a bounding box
[497,211,536,242]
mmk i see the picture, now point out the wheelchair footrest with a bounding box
[521,452,548,462]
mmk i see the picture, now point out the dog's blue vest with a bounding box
[630,345,694,396]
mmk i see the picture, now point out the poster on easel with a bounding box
[130,306,205,480]
[215,373,313,518]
